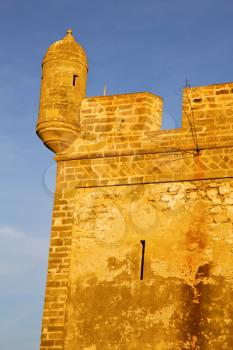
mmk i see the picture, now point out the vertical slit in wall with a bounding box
[140,240,145,280]
[73,74,78,86]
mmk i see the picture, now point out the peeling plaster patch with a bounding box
[130,198,157,231]
[145,305,176,328]
[207,188,222,205]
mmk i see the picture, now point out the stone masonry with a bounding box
[37,30,233,349]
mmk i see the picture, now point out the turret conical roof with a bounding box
[42,29,88,68]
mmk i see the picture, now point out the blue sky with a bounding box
[1,0,233,349]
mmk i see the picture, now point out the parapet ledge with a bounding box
[80,91,163,134]
[55,83,233,161]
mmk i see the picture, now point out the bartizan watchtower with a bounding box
[37,30,233,350]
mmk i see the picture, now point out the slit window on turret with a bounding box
[73,74,79,86]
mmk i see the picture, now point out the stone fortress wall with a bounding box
[37,30,233,350]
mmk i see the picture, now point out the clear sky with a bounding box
[1,1,233,349]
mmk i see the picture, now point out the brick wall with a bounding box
[39,82,233,350]
[80,92,162,135]
[182,82,233,130]
[40,186,75,350]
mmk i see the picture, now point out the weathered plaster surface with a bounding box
[64,180,233,349]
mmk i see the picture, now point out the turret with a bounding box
[36,29,88,153]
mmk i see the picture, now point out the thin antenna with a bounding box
[103,83,107,96]
[184,79,199,153]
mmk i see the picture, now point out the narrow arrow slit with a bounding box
[140,240,146,280]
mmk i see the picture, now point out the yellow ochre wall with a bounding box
[37,31,233,350]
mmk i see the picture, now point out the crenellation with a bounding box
[182,82,233,130]
[80,92,163,135]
